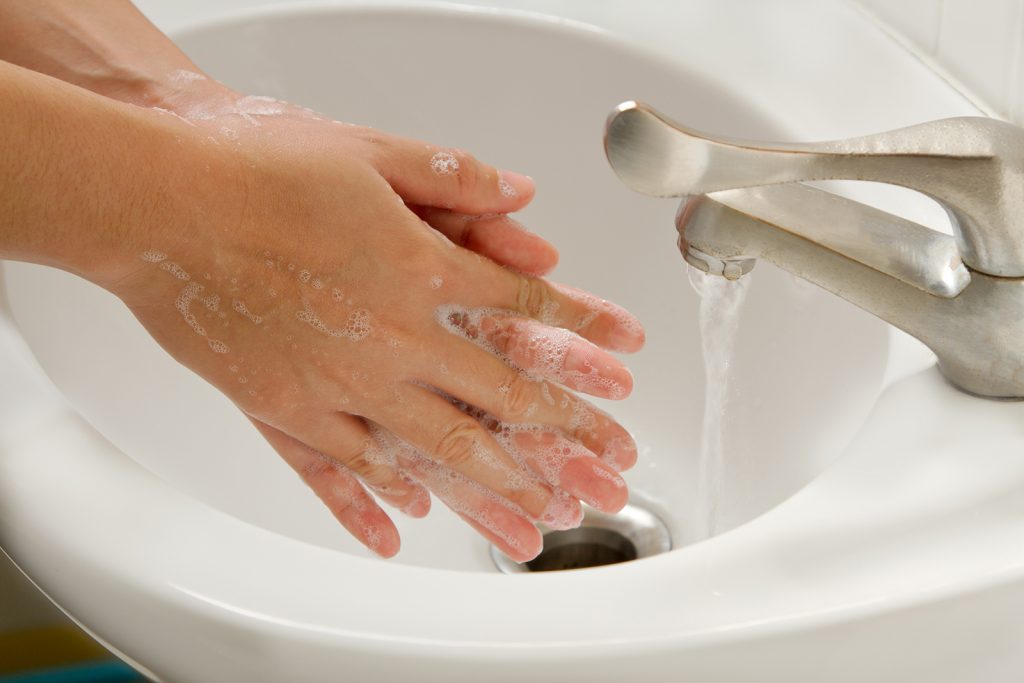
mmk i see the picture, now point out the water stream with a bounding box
[687,265,751,540]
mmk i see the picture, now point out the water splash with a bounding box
[687,265,751,540]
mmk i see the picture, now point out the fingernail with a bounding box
[498,170,534,199]
[367,523,401,558]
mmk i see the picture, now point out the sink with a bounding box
[2,3,1024,682]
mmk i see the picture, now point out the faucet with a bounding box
[604,101,1024,399]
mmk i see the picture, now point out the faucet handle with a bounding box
[604,101,1024,277]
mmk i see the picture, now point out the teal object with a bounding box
[0,661,145,683]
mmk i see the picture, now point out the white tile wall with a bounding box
[855,0,1024,123]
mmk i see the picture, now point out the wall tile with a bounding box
[856,0,1024,122]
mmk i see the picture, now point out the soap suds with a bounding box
[498,177,517,198]
[169,69,206,86]
[141,250,167,263]
[232,299,263,325]
[208,339,230,354]
[159,261,191,280]
[296,300,372,341]
[430,151,459,176]
[434,304,628,399]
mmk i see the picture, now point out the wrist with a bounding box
[0,1,233,116]
[88,105,252,305]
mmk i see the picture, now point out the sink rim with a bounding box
[6,400,1024,654]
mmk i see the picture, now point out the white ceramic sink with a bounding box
[3,3,1024,682]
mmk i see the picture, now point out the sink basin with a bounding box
[2,3,1024,682]
[3,5,887,565]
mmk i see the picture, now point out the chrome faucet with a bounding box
[604,101,1024,399]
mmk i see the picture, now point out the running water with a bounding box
[687,265,751,540]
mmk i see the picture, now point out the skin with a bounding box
[0,1,645,561]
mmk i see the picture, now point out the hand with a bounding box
[111,81,645,562]
[0,3,645,562]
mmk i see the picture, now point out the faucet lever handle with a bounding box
[604,101,1024,277]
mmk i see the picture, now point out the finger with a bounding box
[251,419,401,557]
[411,207,558,277]
[363,383,584,530]
[368,426,545,562]
[499,427,628,513]
[450,260,645,352]
[422,337,638,473]
[373,135,535,215]
[284,411,430,517]
[474,311,633,400]
[457,398,629,511]
[457,513,540,563]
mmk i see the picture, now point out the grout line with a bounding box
[847,0,1002,119]
[1006,0,1024,123]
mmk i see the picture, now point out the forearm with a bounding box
[0,61,241,290]
[0,0,214,109]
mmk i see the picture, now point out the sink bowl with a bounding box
[3,3,1024,682]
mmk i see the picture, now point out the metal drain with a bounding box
[491,503,672,573]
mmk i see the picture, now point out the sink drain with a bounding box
[491,503,672,573]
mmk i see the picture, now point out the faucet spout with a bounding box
[681,184,970,299]
[605,101,1024,277]
[677,185,1024,399]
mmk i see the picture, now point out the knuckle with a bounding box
[567,400,601,443]
[500,373,537,421]
[344,453,396,488]
[353,125,387,149]
[433,419,482,469]
[484,318,515,356]
[515,275,554,319]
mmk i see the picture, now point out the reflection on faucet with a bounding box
[604,101,1024,399]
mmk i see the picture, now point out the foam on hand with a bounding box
[433,304,629,400]
[296,300,372,341]
[429,151,460,176]
[232,299,263,325]
[551,282,644,347]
